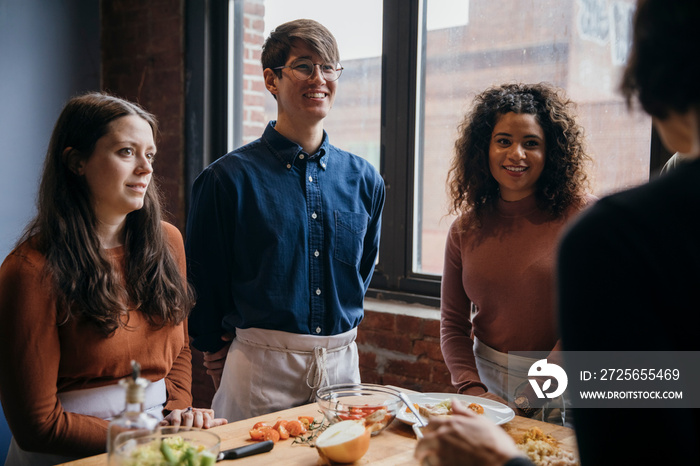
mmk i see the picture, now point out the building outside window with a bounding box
[223,0,651,300]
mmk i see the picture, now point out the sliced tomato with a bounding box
[262,428,281,443]
[252,421,269,430]
[272,419,288,431]
[298,415,315,429]
[276,423,290,440]
[286,419,307,437]
[249,428,266,441]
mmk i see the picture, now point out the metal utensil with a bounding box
[397,391,427,439]
[217,440,274,461]
[411,423,424,439]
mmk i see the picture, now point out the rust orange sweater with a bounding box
[0,222,192,457]
[440,194,594,395]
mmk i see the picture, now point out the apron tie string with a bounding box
[305,346,329,401]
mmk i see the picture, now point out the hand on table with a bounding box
[161,407,228,429]
[414,397,525,466]
[203,333,233,390]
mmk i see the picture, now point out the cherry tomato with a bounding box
[249,428,266,441]
[298,415,314,429]
[276,423,290,440]
[273,419,288,430]
[262,428,280,443]
[286,419,307,437]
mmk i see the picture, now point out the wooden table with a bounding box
[61,393,578,465]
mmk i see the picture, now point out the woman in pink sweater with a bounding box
[441,83,594,422]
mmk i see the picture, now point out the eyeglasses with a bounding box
[273,58,344,82]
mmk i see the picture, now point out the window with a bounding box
[191,0,660,306]
[379,0,653,303]
[414,0,651,276]
[226,0,383,173]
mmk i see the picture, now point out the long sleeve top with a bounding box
[440,193,594,395]
[186,122,385,353]
[558,158,700,465]
[0,222,192,457]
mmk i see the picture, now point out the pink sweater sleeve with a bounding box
[440,222,488,395]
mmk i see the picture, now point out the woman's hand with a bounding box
[414,398,525,466]
[161,407,228,429]
[203,333,233,389]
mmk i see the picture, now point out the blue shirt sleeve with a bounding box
[185,166,236,352]
[360,176,385,291]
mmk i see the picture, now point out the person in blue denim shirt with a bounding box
[185,19,385,422]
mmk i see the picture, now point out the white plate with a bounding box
[396,392,515,426]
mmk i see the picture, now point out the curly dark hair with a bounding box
[447,82,591,226]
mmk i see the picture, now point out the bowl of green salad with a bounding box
[109,426,220,466]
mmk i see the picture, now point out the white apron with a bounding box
[474,338,569,426]
[5,379,165,466]
[213,327,360,422]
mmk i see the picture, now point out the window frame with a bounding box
[186,0,671,309]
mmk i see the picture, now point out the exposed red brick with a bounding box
[243,93,266,107]
[430,364,453,386]
[360,370,381,385]
[396,315,423,338]
[378,333,413,354]
[421,382,456,393]
[358,352,377,370]
[243,1,264,16]
[386,359,432,379]
[362,310,396,331]
[423,319,441,338]
[412,339,443,361]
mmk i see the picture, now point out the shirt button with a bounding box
[299,154,305,159]
[286,163,292,169]
[315,327,321,334]
[308,176,313,182]
[314,250,320,257]
[311,212,317,219]
[316,288,321,295]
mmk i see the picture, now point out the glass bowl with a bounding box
[316,383,402,435]
[109,426,221,466]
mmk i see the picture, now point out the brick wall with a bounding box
[242,0,269,143]
[101,0,186,230]
[359,307,455,394]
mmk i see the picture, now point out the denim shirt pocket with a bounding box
[334,211,369,266]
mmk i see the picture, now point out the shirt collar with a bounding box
[262,121,330,171]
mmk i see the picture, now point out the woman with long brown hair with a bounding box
[0,92,225,465]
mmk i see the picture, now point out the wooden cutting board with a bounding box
[60,402,578,465]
